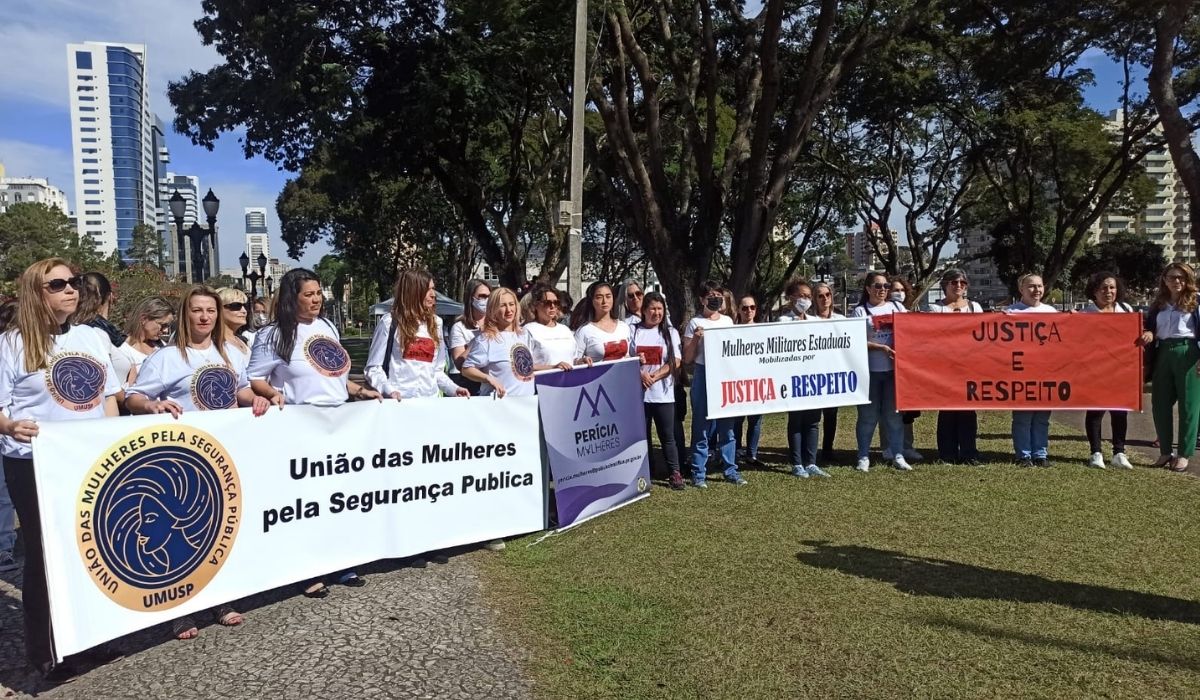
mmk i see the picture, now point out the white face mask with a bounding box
[253,313,268,326]
[889,291,905,303]
[472,298,489,313]
[794,298,812,314]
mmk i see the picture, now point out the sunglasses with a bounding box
[540,299,559,307]
[1166,275,1185,281]
[870,283,890,290]
[43,276,83,293]
[816,292,832,298]
[741,305,756,311]
[627,291,643,298]
[224,302,248,312]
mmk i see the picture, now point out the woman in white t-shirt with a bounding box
[777,280,830,478]
[1080,271,1136,470]
[571,281,632,362]
[450,278,491,394]
[619,280,644,326]
[119,296,174,387]
[126,286,276,640]
[811,282,845,464]
[928,269,983,465]
[732,293,765,468]
[366,269,469,400]
[461,287,548,398]
[524,284,581,368]
[851,271,910,473]
[1006,273,1058,467]
[217,287,255,351]
[682,280,742,487]
[630,292,684,489]
[0,258,121,681]
[248,268,380,597]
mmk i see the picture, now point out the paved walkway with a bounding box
[1052,392,1200,474]
[0,551,532,699]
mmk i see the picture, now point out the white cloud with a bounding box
[0,138,75,205]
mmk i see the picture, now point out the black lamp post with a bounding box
[168,190,186,280]
[184,223,209,284]
[816,256,832,283]
[266,275,274,297]
[202,189,220,281]
[238,251,250,290]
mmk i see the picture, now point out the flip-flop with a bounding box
[171,616,199,641]
[215,605,244,626]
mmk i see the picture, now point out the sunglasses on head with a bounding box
[224,302,248,312]
[43,276,83,293]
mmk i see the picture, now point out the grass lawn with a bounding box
[482,409,1200,699]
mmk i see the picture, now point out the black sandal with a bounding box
[338,573,367,587]
[302,583,330,599]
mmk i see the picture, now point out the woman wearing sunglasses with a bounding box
[125,285,277,640]
[524,284,578,368]
[1141,262,1200,472]
[619,280,644,325]
[929,269,982,464]
[0,259,121,682]
[810,282,845,463]
[852,271,910,472]
[733,293,765,468]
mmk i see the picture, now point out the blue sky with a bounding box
[0,2,1138,270]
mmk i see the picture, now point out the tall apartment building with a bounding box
[67,41,158,257]
[159,173,200,280]
[845,223,880,272]
[244,207,270,264]
[0,175,71,216]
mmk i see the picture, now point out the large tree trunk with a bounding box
[1149,0,1200,255]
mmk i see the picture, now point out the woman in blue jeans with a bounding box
[852,271,910,472]
[1006,273,1058,466]
[683,280,743,487]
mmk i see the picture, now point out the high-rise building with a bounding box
[151,115,171,263]
[244,207,270,266]
[67,41,157,258]
[0,176,71,216]
[159,173,200,280]
[845,222,881,272]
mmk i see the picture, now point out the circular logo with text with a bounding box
[190,364,238,410]
[510,343,534,382]
[76,425,241,611]
[46,352,106,411]
[303,336,350,377]
[637,477,649,493]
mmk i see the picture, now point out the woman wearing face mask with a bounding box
[779,280,831,478]
[571,282,632,363]
[117,296,174,387]
[731,294,765,468]
[630,292,684,489]
[881,277,923,463]
[929,269,983,464]
[126,286,277,639]
[1080,271,1135,470]
[524,284,579,368]
[683,280,744,487]
[450,279,491,394]
[248,268,380,597]
[1007,273,1057,467]
[852,272,910,472]
[0,259,122,683]
[810,282,845,462]
[1141,263,1200,472]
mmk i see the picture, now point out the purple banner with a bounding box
[534,358,650,529]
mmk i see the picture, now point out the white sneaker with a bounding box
[1111,453,1133,469]
[855,457,871,472]
[484,539,506,552]
[1088,452,1106,469]
[893,455,913,471]
[806,464,832,478]
[902,449,924,462]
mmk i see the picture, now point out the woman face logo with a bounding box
[46,353,106,411]
[135,494,176,554]
[191,365,238,410]
[510,343,534,382]
[304,336,350,377]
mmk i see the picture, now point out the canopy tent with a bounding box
[370,292,463,318]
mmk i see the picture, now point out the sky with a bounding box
[0,2,1138,270]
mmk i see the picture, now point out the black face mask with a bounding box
[705,297,723,312]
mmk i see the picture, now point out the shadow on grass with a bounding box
[919,614,1200,672]
[797,541,1200,625]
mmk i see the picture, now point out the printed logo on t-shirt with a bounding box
[603,339,628,361]
[303,335,350,377]
[190,364,238,410]
[403,337,436,363]
[872,315,895,332]
[638,346,663,365]
[45,351,106,411]
[510,343,535,382]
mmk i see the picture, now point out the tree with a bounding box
[127,223,163,269]
[0,203,78,281]
[1070,232,1168,301]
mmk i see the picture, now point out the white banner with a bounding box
[32,396,545,660]
[702,318,870,419]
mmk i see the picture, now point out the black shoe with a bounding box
[339,574,367,587]
[428,552,450,565]
[1017,459,1035,468]
[408,557,428,569]
[1034,458,1050,468]
[302,583,330,599]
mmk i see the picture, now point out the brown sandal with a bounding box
[216,605,244,626]
[171,616,198,640]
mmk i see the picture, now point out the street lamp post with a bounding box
[239,251,250,293]
[202,189,220,282]
[184,223,209,284]
[266,275,274,298]
[168,190,187,281]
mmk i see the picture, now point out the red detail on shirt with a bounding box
[603,340,628,361]
[638,346,663,365]
[872,315,895,332]
[403,337,436,363]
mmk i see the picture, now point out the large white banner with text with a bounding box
[702,318,870,419]
[32,396,544,659]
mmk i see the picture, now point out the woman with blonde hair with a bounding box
[216,287,254,353]
[118,295,174,386]
[1140,262,1200,472]
[0,258,121,682]
[462,287,555,398]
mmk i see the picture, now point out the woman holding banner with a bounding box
[811,282,845,463]
[248,268,380,597]
[0,258,121,682]
[683,280,745,487]
[126,285,278,639]
[572,282,632,362]
[118,295,174,387]
[1142,263,1200,472]
[929,269,982,465]
[1081,272,1135,470]
[450,278,491,394]
[733,294,765,468]
[631,292,685,489]
[779,280,831,478]
[883,276,923,464]
[1007,273,1057,467]
[852,272,911,472]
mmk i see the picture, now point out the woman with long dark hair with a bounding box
[450,278,491,393]
[631,292,684,489]
[1081,271,1135,469]
[682,279,744,487]
[248,268,380,596]
[71,271,132,392]
[0,258,121,682]
[1141,262,1200,472]
[571,281,632,362]
[929,269,982,464]
[733,293,765,467]
[852,271,910,473]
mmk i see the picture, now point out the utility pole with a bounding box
[567,0,587,301]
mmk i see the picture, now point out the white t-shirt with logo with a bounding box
[683,314,734,365]
[247,318,351,406]
[525,322,576,366]
[852,301,907,372]
[365,315,458,399]
[128,343,249,412]
[0,326,121,459]
[449,320,481,353]
[463,330,539,397]
[929,300,983,313]
[630,325,681,404]
[574,321,632,362]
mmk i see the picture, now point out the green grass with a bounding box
[482,410,1200,699]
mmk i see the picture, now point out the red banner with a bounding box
[894,313,1143,411]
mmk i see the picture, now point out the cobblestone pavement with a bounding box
[0,551,533,699]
